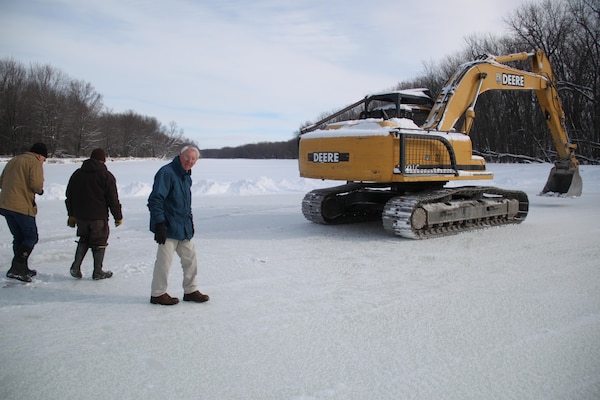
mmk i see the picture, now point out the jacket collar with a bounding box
[172,155,191,177]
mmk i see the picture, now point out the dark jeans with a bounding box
[0,208,39,250]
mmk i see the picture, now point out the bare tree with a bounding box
[0,59,28,155]
[564,0,600,158]
[0,58,196,158]
[27,63,71,156]
[505,0,599,160]
[65,79,104,156]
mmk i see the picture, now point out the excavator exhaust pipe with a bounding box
[541,161,583,197]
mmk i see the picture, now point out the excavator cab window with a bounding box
[361,91,433,123]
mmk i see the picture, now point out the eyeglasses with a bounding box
[181,154,198,162]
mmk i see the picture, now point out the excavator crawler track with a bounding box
[302,185,528,239]
[382,186,528,239]
[302,183,391,225]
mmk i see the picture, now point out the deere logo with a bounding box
[308,152,350,163]
[501,73,525,87]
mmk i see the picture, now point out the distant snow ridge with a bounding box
[194,177,299,196]
[119,181,152,197]
[193,177,331,196]
[193,180,231,195]
[231,177,282,195]
[39,183,67,201]
[34,174,335,201]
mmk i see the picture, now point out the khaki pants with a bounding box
[151,238,198,297]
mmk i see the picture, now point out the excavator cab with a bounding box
[300,89,433,135]
[361,90,433,125]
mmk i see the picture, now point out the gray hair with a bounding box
[180,145,200,158]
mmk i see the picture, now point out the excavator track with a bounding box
[302,183,392,225]
[382,186,529,239]
[302,185,528,239]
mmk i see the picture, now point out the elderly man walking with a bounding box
[147,145,209,305]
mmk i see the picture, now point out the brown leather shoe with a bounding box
[150,293,179,305]
[183,290,210,303]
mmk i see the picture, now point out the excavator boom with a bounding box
[421,49,581,196]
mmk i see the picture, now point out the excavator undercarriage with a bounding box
[302,184,528,239]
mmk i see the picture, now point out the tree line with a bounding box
[201,139,299,159]
[298,0,599,164]
[0,61,191,158]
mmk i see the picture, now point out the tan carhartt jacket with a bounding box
[0,152,45,216]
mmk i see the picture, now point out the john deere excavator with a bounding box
[298,49,582,239]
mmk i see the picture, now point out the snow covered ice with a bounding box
[1,158,599,400]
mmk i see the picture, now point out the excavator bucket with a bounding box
[541,162,583,197]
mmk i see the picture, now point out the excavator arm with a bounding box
[422,49,582,196]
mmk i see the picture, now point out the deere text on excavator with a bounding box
[298,49,582,239]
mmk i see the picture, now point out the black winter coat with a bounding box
[65,158,122,221]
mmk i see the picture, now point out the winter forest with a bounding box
[301,0,600,165]
[1,0,599,162]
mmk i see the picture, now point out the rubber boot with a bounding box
[14,245,36,277]
[6,246,33,283]
[70,240,89,279]
[92,247,112,280]
[26,261,37,278]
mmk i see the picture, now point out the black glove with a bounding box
[154,222,167,245]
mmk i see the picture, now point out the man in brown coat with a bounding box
[0,143,47,282]
[65,148,123,280]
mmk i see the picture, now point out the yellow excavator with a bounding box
[298,49,582,239]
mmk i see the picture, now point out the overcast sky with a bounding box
[1,0,532,149]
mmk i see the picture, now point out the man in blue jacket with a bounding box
[147,145,209,305]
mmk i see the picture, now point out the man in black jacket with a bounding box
[65,149,123,280]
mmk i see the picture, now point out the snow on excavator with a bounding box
[298,49,582,239]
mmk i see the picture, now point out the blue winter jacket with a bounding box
[147,156,194,241]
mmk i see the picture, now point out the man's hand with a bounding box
[154,222,167,244]
[67,216,77,228]
[115,219,123,227]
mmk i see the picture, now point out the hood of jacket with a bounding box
[171,155,192,178]
[80,158,107,173]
